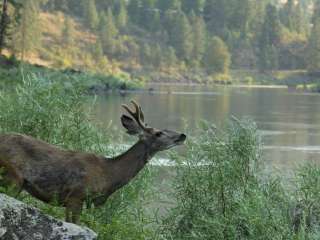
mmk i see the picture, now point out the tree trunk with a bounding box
[0,0,9,54]
[0,0,9,55]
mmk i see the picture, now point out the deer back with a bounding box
[0,133,111,204]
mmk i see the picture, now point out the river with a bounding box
[91,84,320,174]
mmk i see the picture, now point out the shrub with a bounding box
[0,74,154,239]
[161,118,293,239]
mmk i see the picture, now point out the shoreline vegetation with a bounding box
[0,55,142,93]
[1,1,320,94]
[0,54,319,94]
[1,76,320,239]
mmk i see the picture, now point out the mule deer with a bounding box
[0,100,186,223]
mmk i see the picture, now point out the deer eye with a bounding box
[155,131,163,137]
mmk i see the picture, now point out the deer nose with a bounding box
[179,134,187,141]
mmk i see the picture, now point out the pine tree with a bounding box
[62,16,74,46]
[165,46,177,68]
[128,0,141,24]
[280,0,295,31]
[190,13,206,65]
[140,0,157,29]
[140,43,151,65]
[151,44,162,69]
[91,39,104,62]
[182,0,204,14]
[294,3,308,34]
[86,0,99,30]
[204,0,230,35]
[170,12,193,62]
[204,36,231,75]
[117,0,127,30]
[157,0,180,12]
[13,0,41,60]
[313,0,320,23]
[258,4,281,71]
[307,17,320,73]
[231,0,252,38]
[99,9,118,54]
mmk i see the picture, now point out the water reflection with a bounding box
[91,84,320,172]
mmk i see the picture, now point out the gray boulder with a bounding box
[0,193,97,240]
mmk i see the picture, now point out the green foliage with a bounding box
[258,4,281,72]
[2,85,320,238]
[61,16,74,46]
[307,17,320,73]
[204,36,231,75]
[170,12,193,62]
[116,0,128,30]
[84,0,99,30]
[295,164,320,233]
[190,13,206,65]
[3,0,316,77]
[12,0,41,60]
[99,9,118,55]
[0,74,154,239]
[161,119,315,240]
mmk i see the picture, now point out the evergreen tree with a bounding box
[116,0,128,30]
[140,0,157,29]
[62,16,74,46]
[307,17,320,73]
[165,46,177,67]
[157,0,180,12]
[190,13,206,65]
[204,36,231,75]
[204,0,230,35]
[231,0,252,38]
[99,9,118,54]
[294,3,308,34]
[0,0,24,53]
[258,4,281,71]
[182,0,204,15]
[151,44,162,69]
[128,0,141,24]
[85,0,99,30]
[140,43,151,65]
[170,12,193,62]
[280,0,295,31]
[313,0,320,23]
[91,39,104,62]
[13,0,41,60]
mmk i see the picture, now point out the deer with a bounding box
[0,100,186,223]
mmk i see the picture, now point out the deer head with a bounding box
[121,100,186,152]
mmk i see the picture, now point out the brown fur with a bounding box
[0,133,151,223]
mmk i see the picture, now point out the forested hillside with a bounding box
[1,0,320,83]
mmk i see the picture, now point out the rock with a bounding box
[0,193,97,240]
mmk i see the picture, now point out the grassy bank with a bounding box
[0,56,142,92]
[1,75,320,239]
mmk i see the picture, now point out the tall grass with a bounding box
[0,74,155,239]
[1,74,320,239]
[161,119,320,240]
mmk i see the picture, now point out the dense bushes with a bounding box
[1,75,320,239]
[0,60,141,91]
[161,119,320,239]
[0,75,154,239]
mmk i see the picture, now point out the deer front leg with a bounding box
[71,203,83,224]
[65,199,83,223]
[65,206,72,223]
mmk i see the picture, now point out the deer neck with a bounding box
[109,139,155,189]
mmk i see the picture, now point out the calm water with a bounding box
[91,84,320,173]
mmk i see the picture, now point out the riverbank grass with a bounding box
[0,56,142,91]
[1,75,320,239]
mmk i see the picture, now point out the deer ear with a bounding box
[121,115,142,135]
